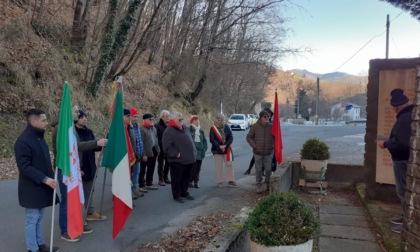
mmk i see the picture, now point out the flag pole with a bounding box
[98,76,121,217]
[49,167,59,252]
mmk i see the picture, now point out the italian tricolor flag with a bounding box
[101,86,132,239]
[56,82,84,239]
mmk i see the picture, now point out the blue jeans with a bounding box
[393,160,407,217]
[25,208,45,252]
[132,161,140,191]
[58,170,68,235]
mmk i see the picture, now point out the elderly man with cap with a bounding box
[377,88,414,234]
[188,115,208,188]
[139,113,160,191]
[246,110,274,193]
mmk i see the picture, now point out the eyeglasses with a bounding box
[178,119,184,122]
[263,115,269,118]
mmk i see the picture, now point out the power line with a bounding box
[332,11,404,72]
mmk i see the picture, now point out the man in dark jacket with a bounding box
[209,114,238,188]
[51,105,107,242]
[246,110,274,193]
[155,110,171,185]
[74,110,107,221]
[162,112,196,203]
[14,109,60,252]
[377,88,414,234]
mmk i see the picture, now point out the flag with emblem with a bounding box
[56,82,84,239]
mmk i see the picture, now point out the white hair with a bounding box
[160,110,170,118]
[169,111,183,120]
[215,113,225,120]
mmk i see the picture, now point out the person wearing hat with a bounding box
[129,108,144,198]
[377,88,414,234]
[188,115,208,188]
[139,113,160,191]
[246,110,274,193]
[74,110,107,221]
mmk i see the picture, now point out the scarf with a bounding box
[191,124,201,142]
[168,119,183,131]
[142,121,153,128]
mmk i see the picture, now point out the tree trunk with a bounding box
[71,0,93,52]
[401,58,420,251]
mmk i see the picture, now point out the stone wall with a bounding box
[402,57,420,251]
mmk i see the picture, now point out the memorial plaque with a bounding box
[376,69,416,184]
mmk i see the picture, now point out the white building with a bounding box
[330,102,362,121]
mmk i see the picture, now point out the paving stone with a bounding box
[320,205,366,216]
[321,225,376,242]
[320,213,370,227]
[319,237,382,252]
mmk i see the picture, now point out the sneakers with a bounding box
[228,181,239,188]
[146,185,158,190]
[164,178,171,184]
[194,183,200,188]
[83,225,93,234]
[133,190,144,198]
[391,224,403,234]
[38,244,60,252]
[159,180,166,186]
[60,233,80,242]
[175,198,185,203]
[86,212,107,221]
[390,216,403,225]
[139,187,148,193]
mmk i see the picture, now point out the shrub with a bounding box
[246,193,320,246]
[300,137,330,160]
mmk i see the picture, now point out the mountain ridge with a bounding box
[285,69,365,82]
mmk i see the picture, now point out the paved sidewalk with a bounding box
[319,205,382,252]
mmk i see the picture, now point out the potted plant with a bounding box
[300,138,330,192]
[246,192,320,251]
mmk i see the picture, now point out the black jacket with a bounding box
[209,124,233,155]
[75,126,102,181]
[155,119,167,149]
[14,124,59,208]
[385,104,414,161]
[162,125,196,164]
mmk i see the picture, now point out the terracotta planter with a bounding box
[250,239,313,252]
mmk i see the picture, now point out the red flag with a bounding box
[272,91,283,164]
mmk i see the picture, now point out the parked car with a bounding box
[246,114,254,127]
[227,114,248,130]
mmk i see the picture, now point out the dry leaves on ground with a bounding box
[0,157,18,180]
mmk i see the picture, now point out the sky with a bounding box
[279,0,420,76]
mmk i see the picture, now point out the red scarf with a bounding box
[142,121,154,128]
[168,119,183,131]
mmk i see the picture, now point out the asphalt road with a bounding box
[0,123,365,252]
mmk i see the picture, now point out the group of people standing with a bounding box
[14,107,242,251]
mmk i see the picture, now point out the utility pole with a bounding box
[316,77,319,125]
[386,14,390,59]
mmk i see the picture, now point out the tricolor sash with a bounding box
[211,125,234,162]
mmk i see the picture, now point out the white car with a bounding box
[227,114,248,130]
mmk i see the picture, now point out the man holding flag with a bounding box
[53,84,107,242]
